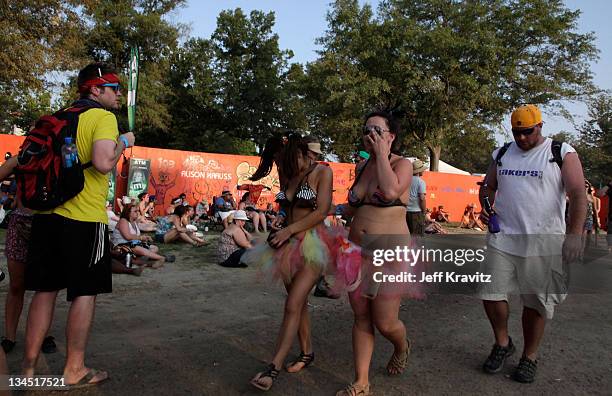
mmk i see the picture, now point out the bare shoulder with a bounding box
[390,155,412,171]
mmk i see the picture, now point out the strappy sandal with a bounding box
[250,363,279,391]
[387,337,411,375]
[335,382,372,396]
[286,351,314,373]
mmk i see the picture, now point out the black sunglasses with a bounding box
[512,127,536,136]
[362,125,389,135]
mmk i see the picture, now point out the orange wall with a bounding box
[10,134,594,223]
[420,171,484,221]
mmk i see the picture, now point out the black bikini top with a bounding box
[275,163,318,211]
[348,157,406,208]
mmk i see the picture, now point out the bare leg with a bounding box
[251,266,320,388]
[483,300,510,346]
[522,306,546,360]
[347,291,374,387]
[259,213,267,233]
[133,246,164,261]
[111,259,143,276]
[286,297,312,373]
[164,229,179,243]
[63,296,107,385]
[4,259,26,341]
[22,291,58,376]
[372,295,408,375]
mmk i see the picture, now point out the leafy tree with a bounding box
[302,0,390,161]
[165,38,224,151]
[309,0,598,169]
[211,8,294,148]
[0,0,84,132]
[63,0,187,141]
[574,94,612,186]
[442,126,496,174]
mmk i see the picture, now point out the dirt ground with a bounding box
[0,227,610,396]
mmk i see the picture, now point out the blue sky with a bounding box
[173,0,611,143]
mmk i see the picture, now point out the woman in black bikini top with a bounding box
[244,133,334,392]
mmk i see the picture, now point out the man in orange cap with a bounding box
[477,104,586,383]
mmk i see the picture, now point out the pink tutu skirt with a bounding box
[241,224,343,284]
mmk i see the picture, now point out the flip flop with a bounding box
[65,369,109,390]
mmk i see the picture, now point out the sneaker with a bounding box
[482,337,515,374]
[512,356,537,383]
[1,337,15,353]
[41,336,57,354]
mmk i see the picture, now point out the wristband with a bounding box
[119,135,130,149]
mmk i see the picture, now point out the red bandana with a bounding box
[78,73,120,93]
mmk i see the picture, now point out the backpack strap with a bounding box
[494,142,512,167]
[54,104,98,170]
[549,140,563,169]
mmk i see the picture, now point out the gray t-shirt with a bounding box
[407,176,426,212]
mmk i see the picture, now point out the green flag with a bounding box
[127,46,139,132]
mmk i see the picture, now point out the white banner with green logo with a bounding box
[127,46,139,132]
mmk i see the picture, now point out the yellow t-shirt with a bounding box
[53,108,119,223]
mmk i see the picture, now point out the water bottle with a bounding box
[483,195,500,233]
[61,137,77,168]
[125,253,132,268]
[204,226,209,232]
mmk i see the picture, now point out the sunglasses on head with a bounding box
[362,125,389,135]
[512,127,536,136]
[99,83,121,93]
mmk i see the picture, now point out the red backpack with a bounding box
[15,100,101,210]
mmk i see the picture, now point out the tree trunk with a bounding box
[428,146,441,171]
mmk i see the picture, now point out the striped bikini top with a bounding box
[275,163,318,210]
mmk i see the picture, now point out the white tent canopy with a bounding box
[405,157,471,175]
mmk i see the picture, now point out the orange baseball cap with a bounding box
[511,104,542,129]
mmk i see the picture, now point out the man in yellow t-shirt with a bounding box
[23,62,135,387]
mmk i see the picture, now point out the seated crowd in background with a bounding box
[112,204,175,266]
[155,204,206,247]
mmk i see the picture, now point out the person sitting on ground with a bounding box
[459,203,485,231]
[157,205,205,246]
[136,192,157,232]
[435,205,450,222]
[112,204,174,265]
[424,208,448,234]
[110,244,145,275]
[215,190,237,228]
[166,197,182,215]
[178,193,188,206]
[217,210,253,267]
[116,196,127,213]
[245,206,267,233]
[264,203,277,226]
[106,201,120,232]
[195,199,210,221]
[238,191,268,232]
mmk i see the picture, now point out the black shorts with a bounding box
[25,214,112,301]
